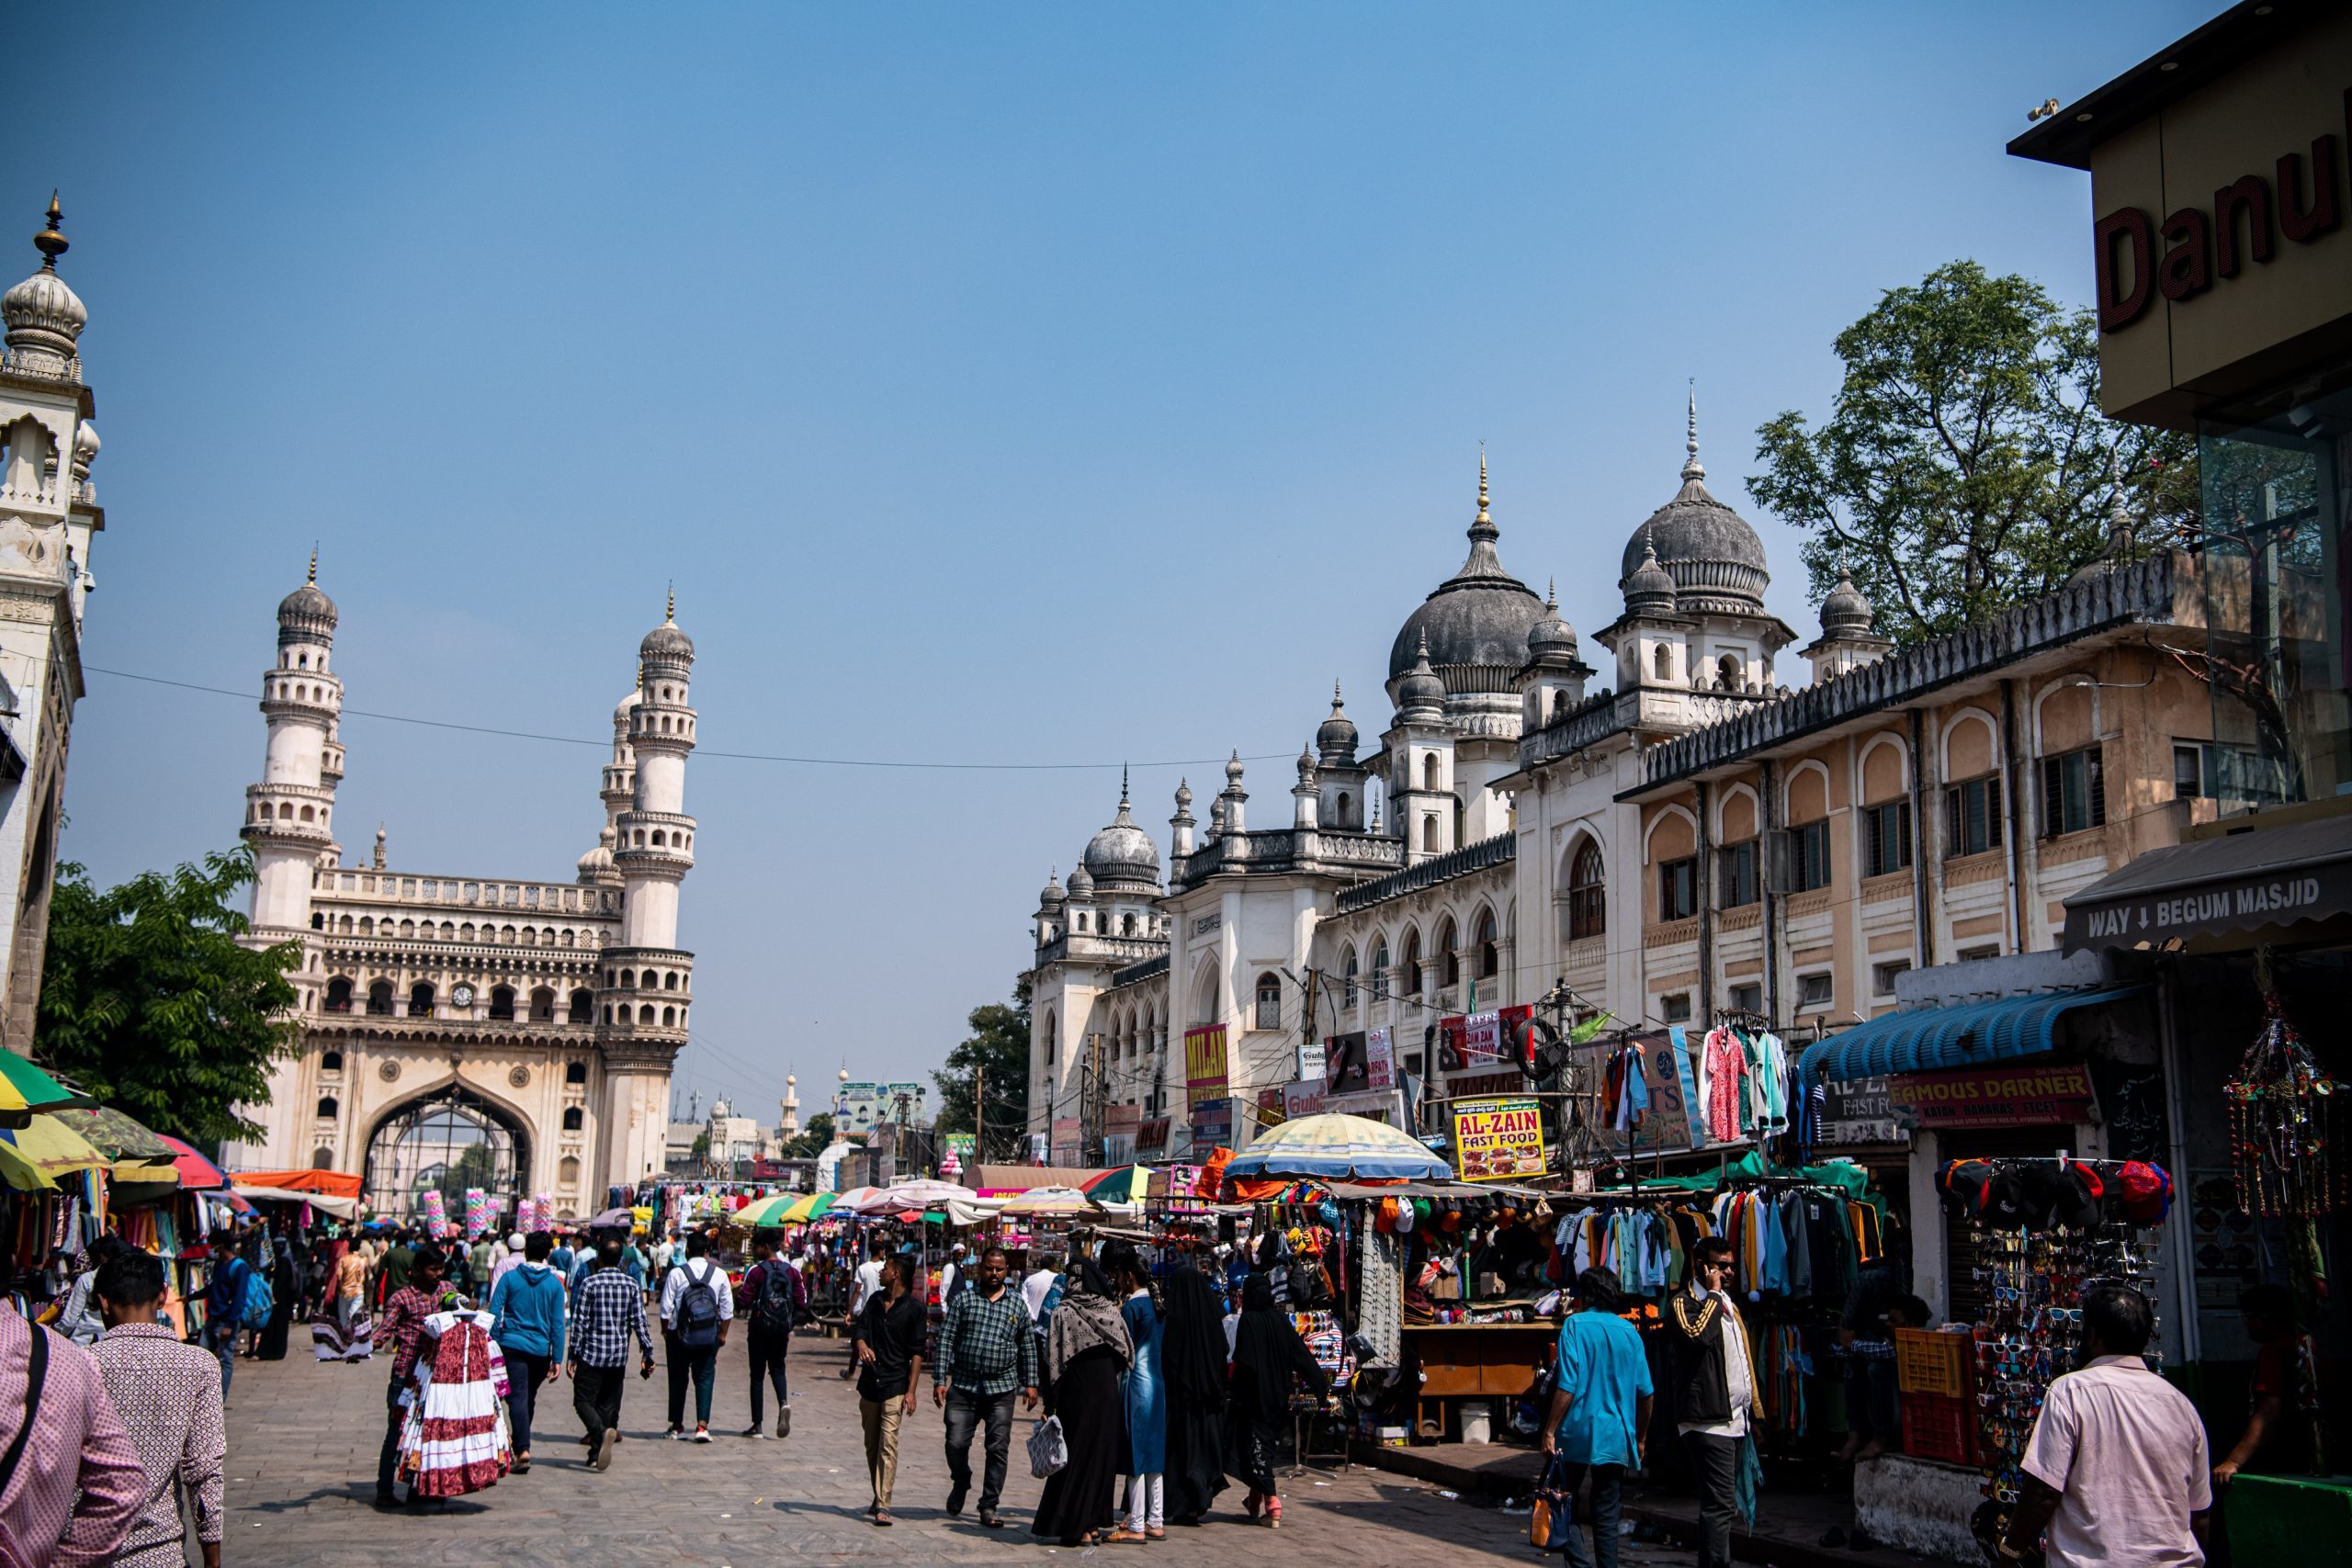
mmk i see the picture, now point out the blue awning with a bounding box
[1800,986,2148,1084]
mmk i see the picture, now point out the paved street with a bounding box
[221,1330,1675,1567]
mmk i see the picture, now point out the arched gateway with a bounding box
[362,1086,531,1222]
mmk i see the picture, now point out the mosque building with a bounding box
[1025,397,2212,1166]
[225,582,703,1222]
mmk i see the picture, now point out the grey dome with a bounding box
[1620,393,1770,615]
[1066,863,1095,897]
[277,570,339,648]
[1623,540,1679,616]
[1081,778,1160,889]
[1396,629,1445,717]
[1819,564,1875,637]
[1316,682,1358,763]
[640,620,695,662]
[1524,581,1579,662]
[1387,457,1547,701]
[1039,869,1066,908]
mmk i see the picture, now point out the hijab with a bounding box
[1229,1272,1320,1427]
[1159,1266,1229,1408]
[1046,1254,1131,1383]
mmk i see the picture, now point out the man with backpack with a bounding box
[737,1236,806,1439]
[656,1230,732,1441]
[199,1231,254,1397]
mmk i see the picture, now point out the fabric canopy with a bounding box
[231,1168,363,1199]
[50,1106,175,1165]
[239,1187,358,1219]
[1224,1113,1453,1182]
[155,1136,226,1191]
[1801,986,2148,1084]
[0,1058,93,1117]
[2062,813,2352,953]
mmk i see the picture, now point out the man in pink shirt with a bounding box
[0,1304,145,1565]
[2004,1284,2211,1568]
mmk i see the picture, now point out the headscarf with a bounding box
[1159,1266,1229,1409]
[1046,1256,1131,1383]
[1229,1272,1325,1427]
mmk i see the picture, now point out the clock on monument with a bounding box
[451,983,476,1007]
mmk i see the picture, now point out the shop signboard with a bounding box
[1452,1096,1546,1182]
[1282,1078,1326,1120]
[839,1081,885,1134]
[1255,1085,1287,1133]
[1888,1063,2097,1130]
[1326,1088,1402,1124]
[1815,1077,1905,1146]
[1104,1134,1136,1164]
[1322,1031,1370,1095]
[881,1082,930,1126]
[1297,1038,1327,1085]
[1365,1026,1396,1091]
[1184,1025,1229,1106]
[1438,1006,1534,1071]
[1051,1117,1083,1168]
[1136,1117,1171,1154]
[1104,1103,1141,1133]
[1190,1097,1233,1148]
[943,1132,977,1164]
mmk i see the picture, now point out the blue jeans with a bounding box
[202,1315,239,1395]
[1551,1461,1623,1568]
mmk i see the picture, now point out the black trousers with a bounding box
[573,1363,626,1445]
[944,1388,1016,1512]
[504,1350,550,1454]
[748,1329,790,1425]
[1680,1432,1740,1568]
[375,1379,407,1498]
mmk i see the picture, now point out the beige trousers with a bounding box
[860,1394,906,1508]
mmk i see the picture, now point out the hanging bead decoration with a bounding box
[2224,990,2340,1217]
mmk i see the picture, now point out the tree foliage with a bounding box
[782,1111,836,1160]
[932,979,1031,1156]
[1747,261,2199,643]
[38,847,300,1150]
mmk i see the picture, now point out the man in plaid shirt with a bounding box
[931,1245,1039,1528]
[374,1245,447,1508]
[569,1240,656,1472]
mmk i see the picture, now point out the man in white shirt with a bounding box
[842,1239,890,1381]
[1667,1238,1753,1568]
[2004,1284,2211,1568]
[1019,1254,1060,1321]
[656,1231,734,1441]
[939,1242,967,1303]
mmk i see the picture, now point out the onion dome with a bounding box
[640,589,695,667]
[1039,867,1067,908]
[1619,388,1770,615]
[1296,742,1317,784]
[1066,863,1096,897]
[1525,580,1579,663]
[1396,629,1445,720]
[578,825,617,880]
[1224,750,1246,789]
[1622,540,1678,617]
[1818,562,1875,638]
[277,551,338,647]
[1316,681,1359,764]
[1387,452,1548,703]
[1174,778,1193,813]
[2,196,84,378]
[71,421,97,478]
[1081,769,1161,891]
[614,685,642,725]
[2070,452,2141,586]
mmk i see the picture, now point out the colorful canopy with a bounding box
[1080,1165,1149,1204]
[778,1190,838,1224]
[155,1135,227,1191]
[852,1179,971,1215]
[996,1185,1096,1216]
[0,1115,107,1190]
[0,1057,93,1117]
[1223,1113,1453,1182]
[229,1168,363,1200]
[731,1191,827,1228]
[833,1187,881,1214]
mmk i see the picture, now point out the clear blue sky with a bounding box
[21,2,2204,1117]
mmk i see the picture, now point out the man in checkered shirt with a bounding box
[931,1245,1040,1528]
[570,1239,656,1472]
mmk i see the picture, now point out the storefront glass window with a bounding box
[2197,363,2351,813]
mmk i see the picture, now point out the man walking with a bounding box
[374,1244,446,1509]
[1668,1237,1754,1568]
[2004,1284,2211,1567]
[569,1240,657,1472]
[91,1249,227,1568]
[933,1244,1039,1529]
[658,1230,733,1441]
[378,1229,414,1301]
[487,1232,569,1473]
[738,1236,805,1439]
[0,1289,142,1564]
[199,1230,251,1397]
[1541,1268,1653,1568]
[854,1255,925,1527]
[842,1237,888,1380]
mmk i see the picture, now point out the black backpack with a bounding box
[751,1262,797,1336]
[677,1260,723,1348]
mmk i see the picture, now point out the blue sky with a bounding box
[20,2,2204,1117]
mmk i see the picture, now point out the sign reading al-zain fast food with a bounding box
[1452,1096,1545,1182]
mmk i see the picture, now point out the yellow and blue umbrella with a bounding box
[1223,1112,1453,1181]
[0,1114,107,1191]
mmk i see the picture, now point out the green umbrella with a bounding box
[47,1105,174,1163]
[0,1057,93,1118]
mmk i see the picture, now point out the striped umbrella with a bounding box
[0,1058,93,1119]
[732,1193,799,1227]
[779,1190,838,1224]
[1223,1112,1453,1181]
[997,1185,1095,1216]
[1079,1165,1149,1204]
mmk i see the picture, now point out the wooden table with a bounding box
[1403,1322,1555,1440]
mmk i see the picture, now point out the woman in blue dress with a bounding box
[1105,1243,1167,1541]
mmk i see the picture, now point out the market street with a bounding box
[221,1330,1670,1568]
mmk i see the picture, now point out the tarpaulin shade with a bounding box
[49,1106,174,1164]
[1800,987,2147,1084]
[0,1115,107,1189]
[230,1168,362,1199]
[2062,814,2352,953]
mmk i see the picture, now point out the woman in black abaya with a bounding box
[1224,1272,1329,1528]
[1031,1258,1131,1547]
[1159,1266,1229,1526]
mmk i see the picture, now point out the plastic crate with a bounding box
[1899,1391,1982,1467]
[1894,1327,1971,1396]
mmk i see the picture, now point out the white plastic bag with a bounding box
[1026,1414,1069,1478]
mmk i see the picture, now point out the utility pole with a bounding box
[975,1060,986,1169]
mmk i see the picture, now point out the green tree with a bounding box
[1747,260,2199,643]
[932,980,1031,1157]
[784,1111,836,1159]
[37,847,300,1150]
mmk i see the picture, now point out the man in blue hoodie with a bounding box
[488,1232,569,1472]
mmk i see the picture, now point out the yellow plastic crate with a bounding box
[1894,1328,1970,1397]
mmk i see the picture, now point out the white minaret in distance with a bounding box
[243,554,342,937]
[780,1073,800,1139]
[594,593,698,1187]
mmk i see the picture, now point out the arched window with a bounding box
[620,969,636,989]
[488,986,514,1021]
[638,1004,655,1025]
[565,1060,588,1085]
[367,980,393,1016]
[1476,908,1499,978]
[1340,945,1360,1008]
[1422,753,1441,792]
[1569,840,1607,940]
[320,1049,344,1072]
[559,1156,581,1186]
[1045,1011,1057,1064]
[324,977,354,1014]
[358,917,375,937]
[568,988,594,1023]
[408,981,435,1018]
[662,972,678,991]
[1423,815,1439,852]
[397,918,413,938]
[1438,918,1460,989]
[1254,973,1282,1031]
[1371,939,1390,1000]
[561,1106,583,1132]
[1337,791,1352,826]
[1122,913,1136,937]
[1402,929,1423,995]
[531,987,556,1021]
[315,1096,338,1119]
[338,915,355,935]
[311,911,324,931]
[662,1005,676,1026]
[1718,653,1742,690]
[312,1145,336,1169]
[1653,643,1672,681]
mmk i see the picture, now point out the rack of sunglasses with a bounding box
[1965,1222,2164,1533]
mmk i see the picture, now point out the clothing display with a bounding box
[394,1310,514,1499]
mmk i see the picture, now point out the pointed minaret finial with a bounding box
[33,193,64,273]
[1120,762,1130,805]
[307,545,318,586]
[1546,576,1558,610]
[665,582,675,624]
[1331,678,1344,711]
[1469,444,1497,542]
[1681,380,1705,483]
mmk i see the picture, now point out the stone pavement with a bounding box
[220,1330,1687,1567]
